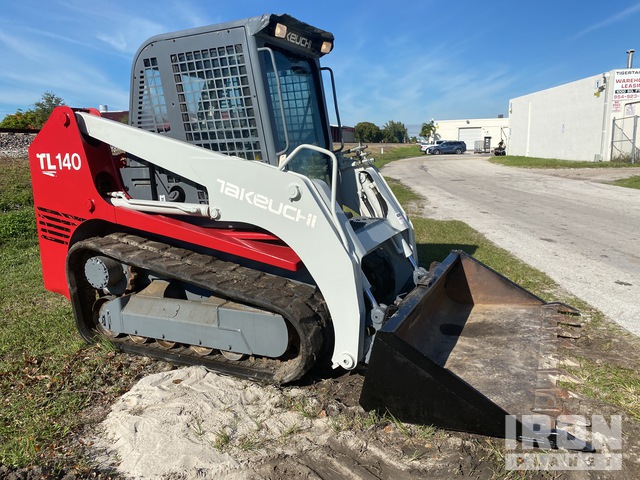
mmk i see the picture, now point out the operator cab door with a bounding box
[256,44,332,182]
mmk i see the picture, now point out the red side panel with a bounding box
[29,107,300,299]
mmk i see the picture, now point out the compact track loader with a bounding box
[29,14,590,448]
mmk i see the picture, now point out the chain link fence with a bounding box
[611,115,639,163]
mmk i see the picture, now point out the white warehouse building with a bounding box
[432,117,509,153]
[508,66,640,162]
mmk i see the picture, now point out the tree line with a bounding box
[1,93,439,146]
[355,121,408,143]
[0,92,65,129]
[354,120,437,144]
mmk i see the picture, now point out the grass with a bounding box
[0,156,76,467]
[386,412,412,438]
[340,142,422,170]
[0,158,36,244]
[612,175,640,189]
[212,428,231,451]
[279,422,304,442]
[289,395,322,419]
[0,156,156,473]
[369,144,421,169]
[238,436,263,452]
[2,146,639,474]
[490,155,640,169]
[191,418,206,437]
[0,158,34,212]
[562,359,640,422]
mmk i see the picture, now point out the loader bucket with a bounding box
[360,251,590,448]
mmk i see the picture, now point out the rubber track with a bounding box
[67,232,328,384]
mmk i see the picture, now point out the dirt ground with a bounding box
[75,304,640,480]
[84,364,509,480]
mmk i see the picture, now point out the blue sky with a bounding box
[2,0,640,133]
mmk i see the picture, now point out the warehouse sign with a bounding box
[613,69,640,101]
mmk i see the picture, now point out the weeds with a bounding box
[329,409,385,434]
[416,424,437,442]
[212,428,231,452]
[385,412,412,438]
[238,436,263,452]
[290,396,322,419]
[405,449,428,462]
[191,418,206,438]
[96,334,117,353]
[279,422,304,442]
[329,414,352,433]
[363,410,382,429]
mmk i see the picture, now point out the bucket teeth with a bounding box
[531,386,567,418]
[558,329,582,339]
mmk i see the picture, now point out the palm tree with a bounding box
[420,120,436,142]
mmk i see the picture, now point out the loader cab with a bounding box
[252,16,335,180]
[124,14,336,202]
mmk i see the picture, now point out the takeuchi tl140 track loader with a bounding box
[29,14,593,449]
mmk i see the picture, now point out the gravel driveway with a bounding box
[383,155,640,336]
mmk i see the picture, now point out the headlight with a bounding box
[274,23,287,39]
[321,41,333,54]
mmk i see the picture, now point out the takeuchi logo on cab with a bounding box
[285,31,312,50]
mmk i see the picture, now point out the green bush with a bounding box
[0,92,65,129]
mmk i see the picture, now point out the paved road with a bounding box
[383,154,640,336]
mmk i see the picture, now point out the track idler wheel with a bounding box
[156,339,177,350]
[128,334,149,344]
[190,346,214,356]
[221,350,246,361]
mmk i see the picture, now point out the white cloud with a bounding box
[0,28,129,112]
[571,3,640,40]
[330,33,518,127]
[96,32,130,53]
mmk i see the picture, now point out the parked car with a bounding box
[427,141,466,155]
[420,140,444,154]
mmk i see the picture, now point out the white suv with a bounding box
[420,140,444,154]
